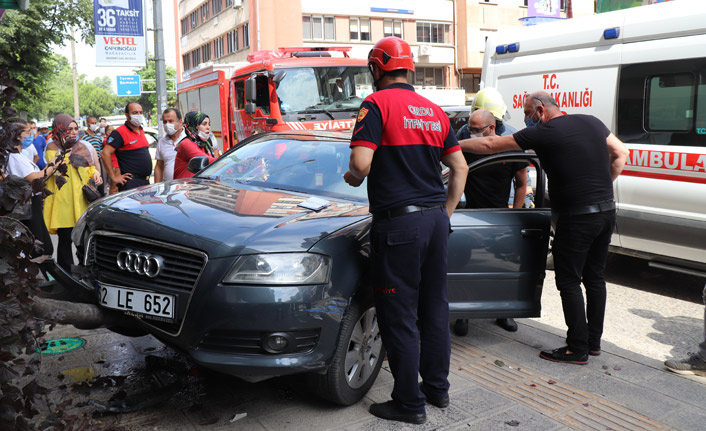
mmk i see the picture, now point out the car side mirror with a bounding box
[244,103,256,114]
[245,77,257,103]
[187,156,210,174]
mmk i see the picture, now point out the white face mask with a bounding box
[129,114,144,127]
[163,123,178,136]
[98,127,105,135]
[89,124,98,132]
[198,130,210,141]
[470,133,484,139]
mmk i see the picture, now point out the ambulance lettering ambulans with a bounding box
[178,47,371,151]
[483,0,706,276]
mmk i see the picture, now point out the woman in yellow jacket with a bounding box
[44,114,103,271]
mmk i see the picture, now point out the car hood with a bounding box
[85,179,370,258]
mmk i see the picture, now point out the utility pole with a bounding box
[71,28,80,120]
[153,0,168,138]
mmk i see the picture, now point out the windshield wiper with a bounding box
[304,105,335,120]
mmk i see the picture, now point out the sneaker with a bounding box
[539,346,588,365]
[664,353,706,377]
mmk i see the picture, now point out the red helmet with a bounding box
[368,37,415,72]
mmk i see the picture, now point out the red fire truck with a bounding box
[177,47,371,151]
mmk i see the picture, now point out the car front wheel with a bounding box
[308,297,385,406]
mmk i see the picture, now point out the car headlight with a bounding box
[223,253,331,285]
[71,211,89,246]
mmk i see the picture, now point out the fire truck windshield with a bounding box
[276,66,372,117]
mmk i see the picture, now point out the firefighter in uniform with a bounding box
[102,102,153,192]
[344,37,468,424]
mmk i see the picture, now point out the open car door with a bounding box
[447,152,550,328]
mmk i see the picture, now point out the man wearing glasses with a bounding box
[459,91,629,365]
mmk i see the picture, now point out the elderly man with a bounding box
[459,91,629,365]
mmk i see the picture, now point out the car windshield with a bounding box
[198,136,368,200]
[276,66,372,114]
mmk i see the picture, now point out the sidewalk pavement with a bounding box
[36,316,706,431]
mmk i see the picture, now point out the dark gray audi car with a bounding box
[62,131,550,406]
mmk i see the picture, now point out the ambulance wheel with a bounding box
[308,297,385,406]
[453,319,469,336]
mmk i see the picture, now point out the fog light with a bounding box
[262,332,292,353]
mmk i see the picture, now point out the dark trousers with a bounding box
[371,206,450,413]
[552,209,615,355]
[56,227,74,272]
[28,195,53,257]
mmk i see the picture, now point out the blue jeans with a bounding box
[552,209,615,355]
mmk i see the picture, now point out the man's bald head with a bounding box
[469,108,497,136]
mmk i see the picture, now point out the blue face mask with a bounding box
[524,108,541,128]
[21,135,34,149]
[41,133,49,138]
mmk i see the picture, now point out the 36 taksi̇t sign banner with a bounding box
[94,0,145,67]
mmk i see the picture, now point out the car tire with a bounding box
[453,319,469,336]
[308,297,385,406]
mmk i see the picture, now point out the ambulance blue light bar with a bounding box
[496,45,508,54]
[507,43,520,53]
[604,27,620,39]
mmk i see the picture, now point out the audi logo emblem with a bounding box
[116,248,164,278]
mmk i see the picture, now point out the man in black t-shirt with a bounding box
[459,92,629,365]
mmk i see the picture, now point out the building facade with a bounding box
[175,0,598,103]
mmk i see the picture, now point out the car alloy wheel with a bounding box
[308,297,385,405]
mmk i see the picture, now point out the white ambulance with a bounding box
[482,0,706,277]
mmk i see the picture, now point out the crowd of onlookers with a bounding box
[2,102,219,274]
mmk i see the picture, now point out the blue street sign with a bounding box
[117,75,141,96]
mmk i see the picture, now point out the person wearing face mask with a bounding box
[81,117,104,163]
[101,102,153,191]
[154,108,186,182]
[4,119,60,260]
[173,111,221,180]
[459,91,630,365]
[19,124,40,164]
[98,118,108,136]
[44,114,103,272]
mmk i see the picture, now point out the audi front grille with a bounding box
[90,232,207,293]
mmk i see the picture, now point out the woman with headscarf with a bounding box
[3,119,59,259]
[43,114,103,271]
[173,112,221,179]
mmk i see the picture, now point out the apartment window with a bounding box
[214,36,224,58]
[243,24,249,47]
[201,44,212,62]
[461,73,481,93]
[384,19,403,38]
[181,18,189,35]
[212,0,222,15]
[183,54,191,71]
[201,3,210,22]
[225,0,233,6]
[190,11,198,30]
[523,0,567,10]
[350,18,370,41]
[227,29,239,53]
[416,22,450,44]
[191,49,201,67]
[303,15,335,41]
[413,67,444,87]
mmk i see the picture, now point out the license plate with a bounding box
[98,284,175,319]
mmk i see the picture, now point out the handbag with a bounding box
[82,178,103,203]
